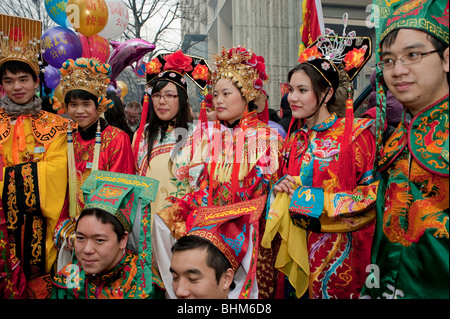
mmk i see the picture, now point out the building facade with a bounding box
[180,0,375,113]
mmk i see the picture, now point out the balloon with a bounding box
[53,84,64,102]
[79,34,111,63]
[41,27,83,68]
[116,80,128,97]
[97,0,129,39]
[44,65,61,90]
[108,39,155,82]
[45,0,70,27]
[66,0,109,37]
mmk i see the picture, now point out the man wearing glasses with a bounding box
[361,0,449,299]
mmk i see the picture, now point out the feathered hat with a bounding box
[0,13,43,76]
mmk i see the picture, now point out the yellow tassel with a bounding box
[92,120,101,171]
[67,122,77,219]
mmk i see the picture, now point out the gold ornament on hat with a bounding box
[0,13,43,76]
[210,47,269,103]
[54,57,114,115]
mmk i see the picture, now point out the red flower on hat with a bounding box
[247,54,257,67]
[228,47,250,59]
[343,46,367,72]
[192,64,210,81]
[163,50,193,74]
[146,58,162,75]
[253,78,263,90]
[298,46,323,63]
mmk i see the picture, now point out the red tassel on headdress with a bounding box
[337,84,356,192]
[193,99,209,157]
[257,89,269,124]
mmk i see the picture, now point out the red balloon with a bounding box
[79,33,111,63]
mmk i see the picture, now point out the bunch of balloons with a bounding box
[42,0,132,98]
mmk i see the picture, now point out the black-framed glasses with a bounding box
[377,50,439,70]
[151,93,179,100]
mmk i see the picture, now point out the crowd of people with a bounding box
[0,0,448,300]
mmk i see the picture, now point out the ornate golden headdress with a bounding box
[0,14,42,76]
[52,57,114,115]
[210,47,269,103]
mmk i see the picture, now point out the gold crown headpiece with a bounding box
[52,57,114,115]
[0,14,43,76]
[210,47,269,103]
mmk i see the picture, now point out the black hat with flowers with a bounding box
[146,50,210,91]
[298,13,372,91]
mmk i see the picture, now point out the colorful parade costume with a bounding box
[0,14,69,298]
[134,50,212,298]
[360,0,449,299]
[167,195,267,299]
[52,57,134,252]
[262,16,378,299]
[154,46,283,299]
[51,171,163,299]
[135,51,210,221]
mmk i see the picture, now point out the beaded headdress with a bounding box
[210,46,269,103]
[298,13,372,90]
[0,14,43,76]
[290,14,372,193]
[52,57,114,115]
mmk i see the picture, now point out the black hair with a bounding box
[172,235,236,290]
[104,91,134,142]
[64,89,99,108]
[381,29,449,85]
[247,100,258,112]
[76,208,126,242]
[0,60,38,83]
[145,80,193,166]
[287,63,336,118]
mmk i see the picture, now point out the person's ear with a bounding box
[222,268,234,290]
[443,47,449,73]
[34,78,40,90]
[119,231,129,250]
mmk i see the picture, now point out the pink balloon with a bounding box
[108,38,155,82]
[79,33,111,63]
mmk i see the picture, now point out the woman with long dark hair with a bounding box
[133,50,209,221]
[262,26,379,299]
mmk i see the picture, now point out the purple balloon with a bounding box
[108,39,155,82]
[44,65,61,90]
[41,26,82,68]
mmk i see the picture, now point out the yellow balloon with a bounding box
[67,0,109,37]
[53,84,64,102]
[116,80,128,97]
